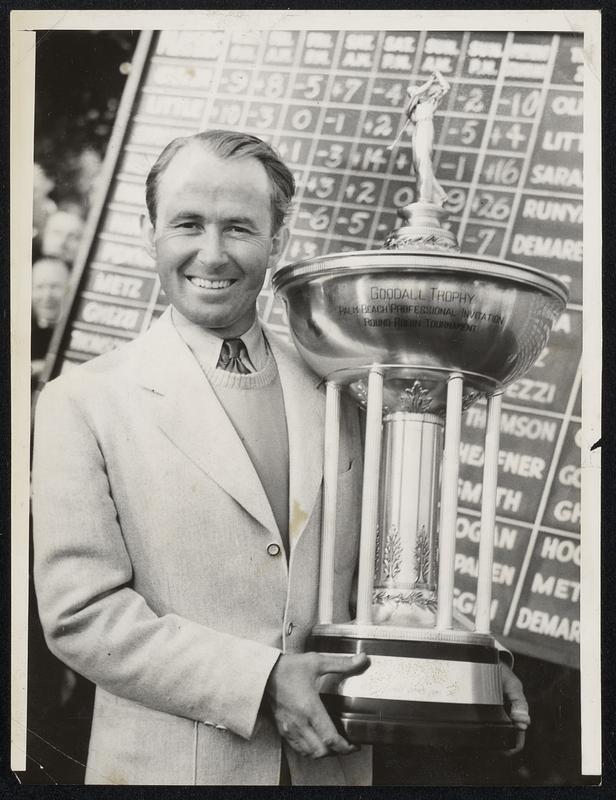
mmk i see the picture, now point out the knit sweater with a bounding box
[172,311,290,558]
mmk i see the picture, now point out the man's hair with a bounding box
[145,129,295,232]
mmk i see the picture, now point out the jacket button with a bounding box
[267,543,281,556]
[286,622,295,636]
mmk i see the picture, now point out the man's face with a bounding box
[32,258,69,326]
[41,211,84,264]
[146,145,287,337]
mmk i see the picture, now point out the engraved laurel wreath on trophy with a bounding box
[272,72,568,748]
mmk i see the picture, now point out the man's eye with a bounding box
[228,225,251,235]
[176,222,200,230]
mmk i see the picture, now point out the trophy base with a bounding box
[323,695,517,749]
[310,628,517,750]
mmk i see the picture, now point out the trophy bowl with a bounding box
[272,249,568,411]
[273,248,568,748]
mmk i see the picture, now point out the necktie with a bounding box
[217,338,253,374]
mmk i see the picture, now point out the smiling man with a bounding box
[31,130,528,787]
[32,130,371,786]
[144,139,284,335]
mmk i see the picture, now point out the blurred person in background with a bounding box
[31,257,71,385]
[32,164,57,261]
[41,209,85,267]
[74,146,104,210]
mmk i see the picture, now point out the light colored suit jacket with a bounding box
[31,309,371,785]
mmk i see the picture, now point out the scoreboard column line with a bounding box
[198,28,234,130]
[367,159,392,246]
[455,32,514,245]
[325,30,386,251]
[502,361,582,637]
[258,30,306,328]
[288,31,345,251]
[498,34,561,261]
[413,29,428,76]
[272,27,309,215]
[238,31,270,132]
[432,31,470,182]
[270,29,305,152]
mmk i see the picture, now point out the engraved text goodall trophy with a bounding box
[272,72,568,749]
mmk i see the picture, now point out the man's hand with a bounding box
[265,651,368,759]
[501,662,530,755]
[501,663,530,730]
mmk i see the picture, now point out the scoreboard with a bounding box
[47,28,584,667]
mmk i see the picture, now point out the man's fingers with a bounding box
[509,708,531,730]
[507,689,530,727]
[292,723,329,759]
[501,664,530,730]
[280,702,356,759]
[266,652,364,758]
[316,652,369,676]
[309,700,357,756]
[275,705,324,759]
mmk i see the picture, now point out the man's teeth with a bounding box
[189,277,233,289]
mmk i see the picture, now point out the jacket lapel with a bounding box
[265,327,325,554]
[130,311,279,537]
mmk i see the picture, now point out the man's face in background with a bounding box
[32,258,70,327]
[42,210,85,265]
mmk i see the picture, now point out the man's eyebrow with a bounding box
[166,212,260,227]
[167,210,202,222]
[224,215,260,227]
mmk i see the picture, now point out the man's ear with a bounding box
[269,225,290,268]
[141,214,156,260]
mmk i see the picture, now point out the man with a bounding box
[32,130,528,786]
[32,163,57,258]
[41,208,84,266]
[31,257,70,384]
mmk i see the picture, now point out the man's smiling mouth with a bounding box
[187,277,235,289]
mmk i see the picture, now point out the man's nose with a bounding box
[195,228,228,269]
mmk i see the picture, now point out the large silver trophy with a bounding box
[272,73,568,748]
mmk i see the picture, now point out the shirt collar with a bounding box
[170,306,269,372]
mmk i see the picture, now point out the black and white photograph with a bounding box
[9,9,602,788]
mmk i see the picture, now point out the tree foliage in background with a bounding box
[34,31,138,207]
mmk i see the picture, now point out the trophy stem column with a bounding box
[475,392,503,633]
[436,372,464,630]
[318,381,341,625]
[356,366,384,625]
